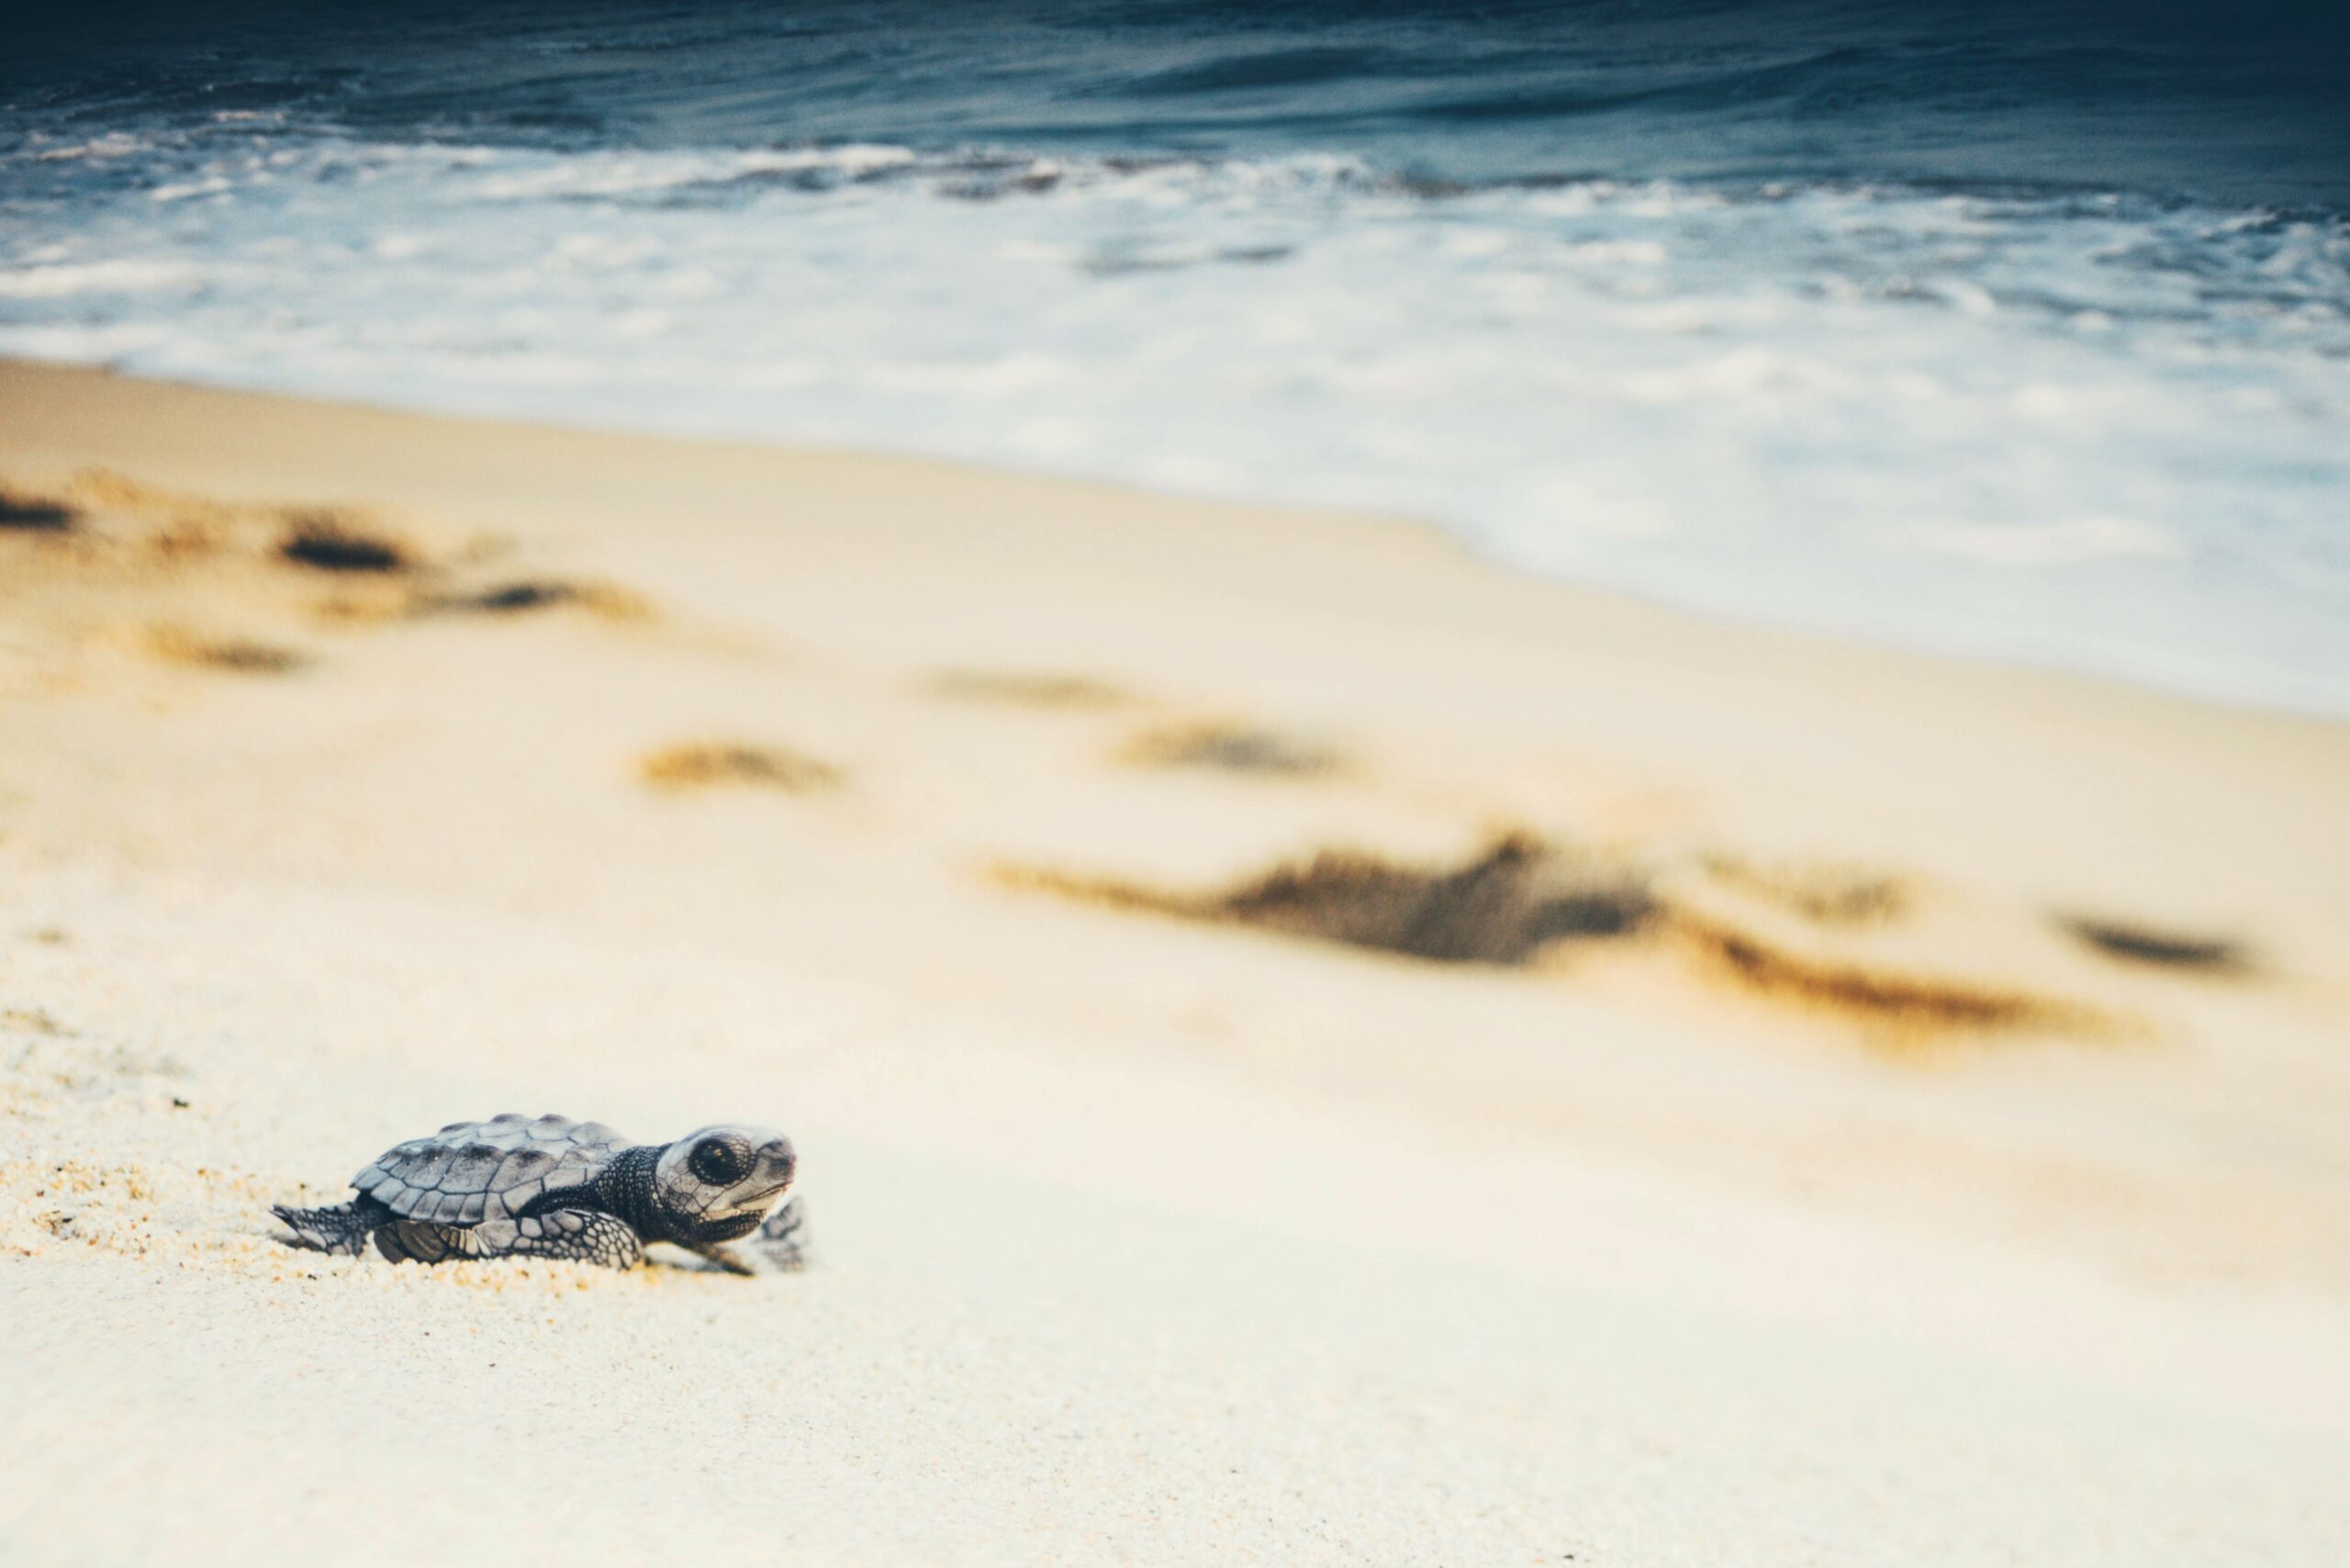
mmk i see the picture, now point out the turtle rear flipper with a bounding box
[272,1195,393,1256]
[374,1218,483,1264]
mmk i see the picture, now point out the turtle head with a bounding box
[651,1125,797,1246]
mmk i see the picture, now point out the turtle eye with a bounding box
[688,1139,743,1185]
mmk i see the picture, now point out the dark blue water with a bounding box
[9,1,2347,207]
[4,3,2348,711]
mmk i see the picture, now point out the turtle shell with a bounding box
[352,1113,632,1228]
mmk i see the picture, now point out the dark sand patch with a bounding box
[428,578,655,622]
[927,668,1140,710]
[276,513,415,575]
[999,834,1652,967]
[141,624,310,676]
[453,580,573,613]
[0,490,76,532]
[1117,719,1348,778]
[2059,914,2252,976]
[1001,834,2104,1041]
[1673,918,2100,1038]
[54,473,471,577]
[1204,835,1655,962]
[639,741,844,794]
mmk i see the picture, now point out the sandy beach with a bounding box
[4,357,2349,1565]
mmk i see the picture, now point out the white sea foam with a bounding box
[32,132,149,162]
[149,175,234,203]
[0,259,205,297]
[2,127,2345,711]
[1902,516,2188,567]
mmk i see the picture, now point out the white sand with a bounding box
[3,362,2347,1565]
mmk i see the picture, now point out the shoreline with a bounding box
[5,356,2349,1564]
[7,354,2344,725]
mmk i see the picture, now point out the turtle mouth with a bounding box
[718,1174,792,1218]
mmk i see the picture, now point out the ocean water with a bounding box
[5,2,2348,711]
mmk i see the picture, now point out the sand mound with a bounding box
[926,668,1140,710]
[638,741,845,794]
[1116,718,1348,778]
[141,623,311,675]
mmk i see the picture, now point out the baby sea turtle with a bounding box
[271,1112,805,1275]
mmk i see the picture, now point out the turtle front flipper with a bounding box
[750,1193,809,1272]
[686,1241,757,1276]
[471,1208,644,1270]
[272,1194,395,1256]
